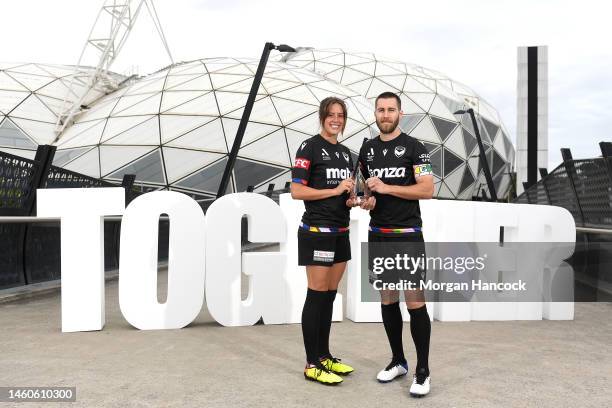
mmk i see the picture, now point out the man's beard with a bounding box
[376,117,400,135]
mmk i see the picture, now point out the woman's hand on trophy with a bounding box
[360,195,376,210]
[335,178,355,195]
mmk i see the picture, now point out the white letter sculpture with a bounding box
[119,191,206,330]
[37,187,125,332]
[206,193,286,326]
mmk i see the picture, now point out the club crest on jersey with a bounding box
[394,145,406,158]
[342,152,350,162]
[321,148,331,160]
[383,148,388,156]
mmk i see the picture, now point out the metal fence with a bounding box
[0,146,143,289]
[0,146,290,290]
[0,150,40,216]
[514,143,612,298]
[514,143,612,229]
[3,142,611,297]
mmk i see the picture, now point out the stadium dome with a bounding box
[54,58,377,199]
[276,49,515,199]
[0,63,123,159]
[1,53,516,200]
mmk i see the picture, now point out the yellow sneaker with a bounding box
[304,364,343,385]
[321,357,354,375]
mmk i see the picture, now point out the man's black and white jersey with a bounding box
[291,134,354,231]
[358,132,432,234]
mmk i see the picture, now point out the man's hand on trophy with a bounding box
[366,177,389,194]
[359,195,376,210]
[346,194,360,207]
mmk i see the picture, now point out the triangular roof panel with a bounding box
[0,118,37,148]
[108,149,165,184]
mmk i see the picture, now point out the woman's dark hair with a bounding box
[318,97,347,133]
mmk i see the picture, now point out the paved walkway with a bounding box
[1,273,611,408]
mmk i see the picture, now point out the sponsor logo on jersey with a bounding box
[321,148,331,160]
[294,157,310,170]
[366,147,375,162]
[300,141,307,151]
[335,151,340,159]
[367,166,406,178]
[326,167,351,179]
[342,152,350,162]
[418,153,431,163]
[383,148,389,156]
[394,145,406,158]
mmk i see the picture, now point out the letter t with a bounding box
[37,188,125,332]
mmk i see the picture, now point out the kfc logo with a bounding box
[294,157,311,170]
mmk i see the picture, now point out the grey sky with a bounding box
[1,0,610,169]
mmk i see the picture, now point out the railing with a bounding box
[45,165,115,189]
[0,146,290,290]
[2,141,610,297]
[0,146,141,289]
[0,153,38,215]
[514,143,612,298]
[514,143,612,229]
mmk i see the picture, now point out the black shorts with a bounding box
[368,232,427,286]
[298,230,351,266]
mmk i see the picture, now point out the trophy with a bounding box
[351,138,370,205]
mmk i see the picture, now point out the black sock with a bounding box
[317,290,337,360]
[302,288,328,365]
[381,302,406,365]
[408,305,431,375]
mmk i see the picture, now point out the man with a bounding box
[357,91,434,397]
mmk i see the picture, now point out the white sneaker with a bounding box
[376,361,408,383]
[409,371,431,397]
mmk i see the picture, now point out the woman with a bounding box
[290,97,355,385]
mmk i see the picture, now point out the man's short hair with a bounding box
[375,92,401,109]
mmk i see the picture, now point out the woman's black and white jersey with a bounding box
[358,132,432,233]
[291,134,354,231]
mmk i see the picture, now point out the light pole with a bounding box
[454,108,498,201]
[216,42,296,198]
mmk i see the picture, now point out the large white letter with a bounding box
[206,193,286,326]
[119,191,206,330]
[37,187,124,332]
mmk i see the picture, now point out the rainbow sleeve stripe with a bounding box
[300,222,349,233]
[292,178,308,185]
[369,226,422,234]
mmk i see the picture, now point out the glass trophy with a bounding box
[351,137,371,206]
[352,165,370,205]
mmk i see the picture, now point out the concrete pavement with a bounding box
[0,271,611,408]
